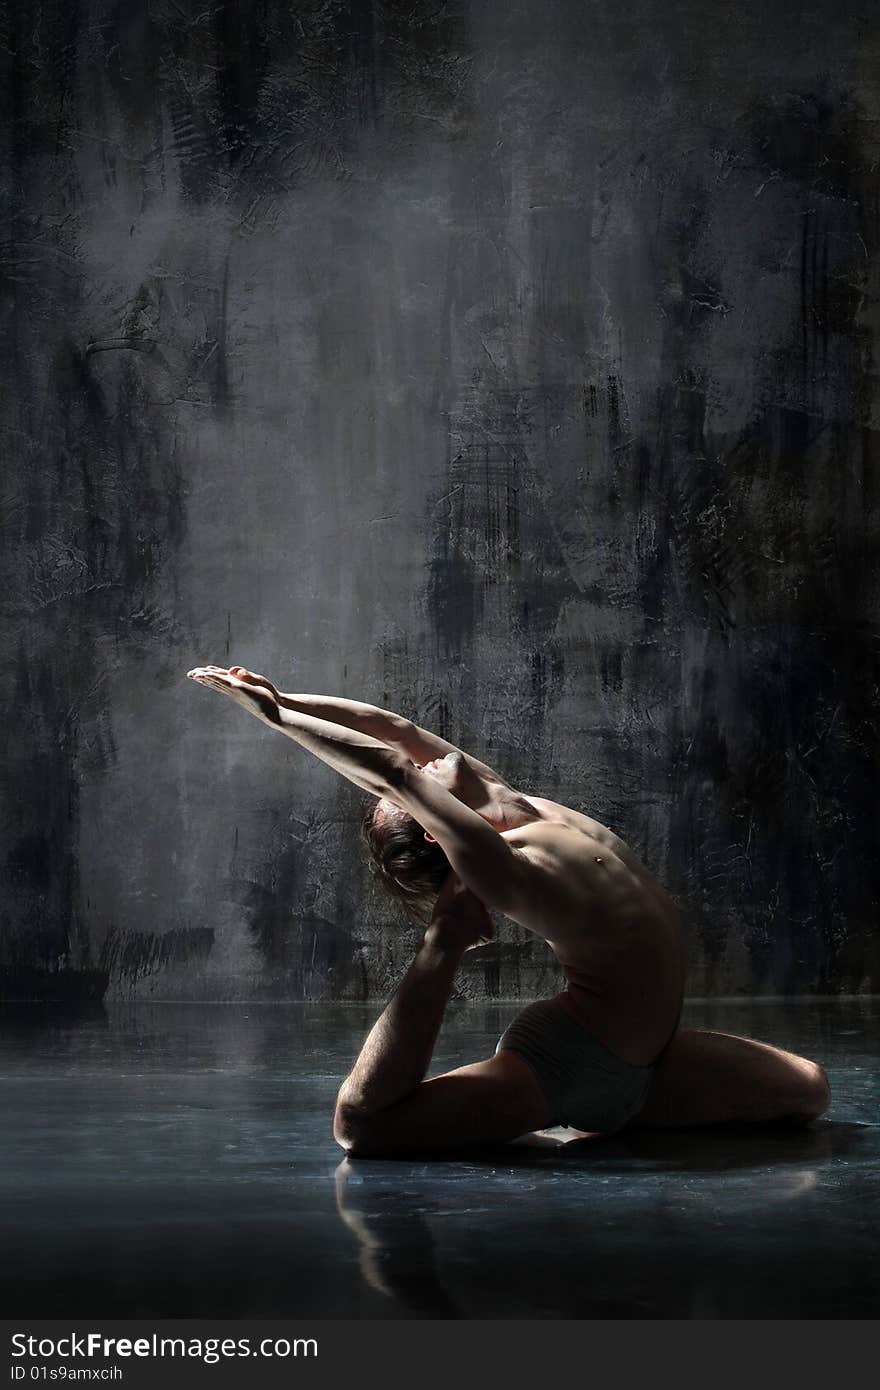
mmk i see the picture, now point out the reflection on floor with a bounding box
[1,998,877,1317]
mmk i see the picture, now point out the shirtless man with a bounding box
[187,664,831,1157]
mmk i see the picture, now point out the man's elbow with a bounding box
[365,710,414,750]
[333,1077,358,1144]
[333,1077,373,1146]
[333,1081,402,1157]
[333,1106,356,1152]
[333,1101,385,1158]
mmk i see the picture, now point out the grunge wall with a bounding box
[2,0,877,999]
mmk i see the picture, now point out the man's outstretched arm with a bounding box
[188,664,408,797]
[222,665,512,784]
[187,663,534,913]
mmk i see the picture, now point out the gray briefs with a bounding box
[495,996,655,1134]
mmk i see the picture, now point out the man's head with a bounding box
[361,797,450,923]
[362,752,501,920]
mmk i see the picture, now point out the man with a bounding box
[187,664,831,1157]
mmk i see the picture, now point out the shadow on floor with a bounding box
[342,1118,870,1172]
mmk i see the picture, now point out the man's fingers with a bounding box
[187,666,226,680]
[188,665,279,708]
[188,667,243,689]
[189,672,278,724]
[187,666,281,710]
[189,671,240,694]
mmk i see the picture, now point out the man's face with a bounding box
[375,753,492,831]
[419,752,496,818]
[419,751,464,791]
[373,759,464,821]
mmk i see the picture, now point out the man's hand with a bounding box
[186,665,282,726]
[425,872,495,952]
[228,665,283,701]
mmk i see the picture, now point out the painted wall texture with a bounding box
[2,0,878,1002]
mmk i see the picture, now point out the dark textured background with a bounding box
[1,0,877,1002]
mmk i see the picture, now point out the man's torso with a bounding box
[495,791,685,1063]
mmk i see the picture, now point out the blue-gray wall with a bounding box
[2,0,878,1001]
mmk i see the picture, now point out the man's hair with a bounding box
[361,800,450,923]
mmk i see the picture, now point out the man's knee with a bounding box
[809,1061,831,1116]
[790,1061,831,1120]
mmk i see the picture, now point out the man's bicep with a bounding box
[442,834,534,915]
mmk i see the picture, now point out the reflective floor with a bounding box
[1,998,877,1318]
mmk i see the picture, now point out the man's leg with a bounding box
[622,1028,831,1130]
[334,875,554,1157]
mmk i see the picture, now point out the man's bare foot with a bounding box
[186,665,281,725]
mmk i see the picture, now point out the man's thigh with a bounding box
[343,1050,555,1157]
[622,1027,830,1129]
